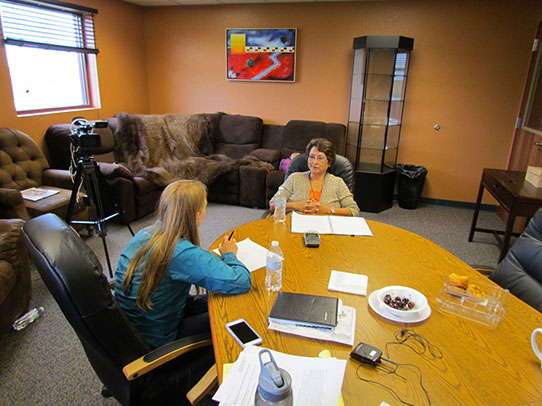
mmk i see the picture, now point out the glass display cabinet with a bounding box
[347,35,414,212]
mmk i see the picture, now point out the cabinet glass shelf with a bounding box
[347,35,414,212]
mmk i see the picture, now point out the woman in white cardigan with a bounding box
[270,138,361,217]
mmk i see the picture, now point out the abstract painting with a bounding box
[226,29,296,82]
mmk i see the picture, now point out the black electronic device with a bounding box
[66,117,134,279]
[350,342,383,366]
[69,117,107,153]
[304,231,320,247]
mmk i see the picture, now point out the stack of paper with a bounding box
[213,345,347,406]
[269,305,356,346]
[291,212,373,236]
[328,270,368,296]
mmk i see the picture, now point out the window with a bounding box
[0,0,100,114]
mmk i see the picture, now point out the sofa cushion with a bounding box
[214,115,262,160]
[281,120,346,157]
[0,128,49,190]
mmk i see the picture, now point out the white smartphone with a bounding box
[225,318,263,348]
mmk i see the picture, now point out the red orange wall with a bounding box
[0,0,541,204]
[142,0,542,203]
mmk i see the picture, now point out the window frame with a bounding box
[0,0,100,115]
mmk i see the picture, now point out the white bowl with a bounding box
[377,286,428,318]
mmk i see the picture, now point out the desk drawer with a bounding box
[483,174,515,210]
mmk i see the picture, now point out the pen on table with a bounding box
[228,230,235,240]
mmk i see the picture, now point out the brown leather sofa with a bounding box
[45,113,346,221]
[0,218,31,336]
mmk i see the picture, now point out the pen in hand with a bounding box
[228,230,235,240]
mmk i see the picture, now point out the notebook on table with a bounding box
[268,291,339,330]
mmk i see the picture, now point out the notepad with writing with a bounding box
[290,211,373,236]
[268,291,339,330]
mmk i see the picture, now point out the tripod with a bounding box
[66,151,134,278]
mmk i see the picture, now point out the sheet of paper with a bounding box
[329,216,373,236]
[214,345,347,406]
[328,270,368,296]
[290,212,373,236]
[213,238,267,272]
[291,211,332,234]
[268,305,356,346]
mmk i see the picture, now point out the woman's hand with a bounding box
[219,235,238,255]
[304,201,333,215]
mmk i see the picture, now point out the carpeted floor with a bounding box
[0,202,504,405]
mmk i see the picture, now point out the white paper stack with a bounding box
[213,345,347,406]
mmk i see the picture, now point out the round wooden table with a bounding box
[208,215,542,406]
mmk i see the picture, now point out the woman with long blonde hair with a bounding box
[114,180,251,348]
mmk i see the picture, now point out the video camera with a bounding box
[69,117,107,153]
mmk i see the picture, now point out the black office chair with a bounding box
[489,207,542,312]
[21,213,216,406]
[285,153,355,192]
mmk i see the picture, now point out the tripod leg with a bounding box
[126,223,135,237]
[100,234,114,279]
[66,163,83,224]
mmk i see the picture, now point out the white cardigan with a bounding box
[271,171,361,217]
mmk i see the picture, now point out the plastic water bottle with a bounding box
[12,307,44,331]
[266,241,283,292]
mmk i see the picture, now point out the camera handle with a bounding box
[66,154,134,278]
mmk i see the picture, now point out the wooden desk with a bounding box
[208,216,542,406]
[468,168,542,262]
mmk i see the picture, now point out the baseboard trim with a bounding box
[394,196,498,212]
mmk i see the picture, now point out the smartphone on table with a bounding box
[225,318,263,348]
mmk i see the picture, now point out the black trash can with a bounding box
[396,164,428,209]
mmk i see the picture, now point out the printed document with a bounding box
[213,345,346,406]
[269,305,356,346]
[212,238,267,272]
[291,211,373,236]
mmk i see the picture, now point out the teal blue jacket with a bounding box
[114,227,251,348]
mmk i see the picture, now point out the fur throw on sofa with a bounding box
[114,112,273,187]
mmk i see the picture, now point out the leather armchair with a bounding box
[285,153,355,192]
[490,207,542,312]
[0,218,30,336]
[22,213,216,405]
[0,127,88,226]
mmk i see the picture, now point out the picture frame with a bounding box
[226,28,297,82]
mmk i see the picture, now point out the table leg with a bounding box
[499,206,516,263]
[468,182,485,242]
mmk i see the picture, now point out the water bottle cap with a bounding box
[271,241,279,247]
[256,349,292,403]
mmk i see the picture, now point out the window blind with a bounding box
[0,0,99,54]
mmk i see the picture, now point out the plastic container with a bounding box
[12,307,44,331]
[396,164,428,209]
[255,349,293,406]
[274,198,286,223]
[266,241,283,292]
[435,277,508,328]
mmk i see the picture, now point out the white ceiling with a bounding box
[122,0,361,6]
